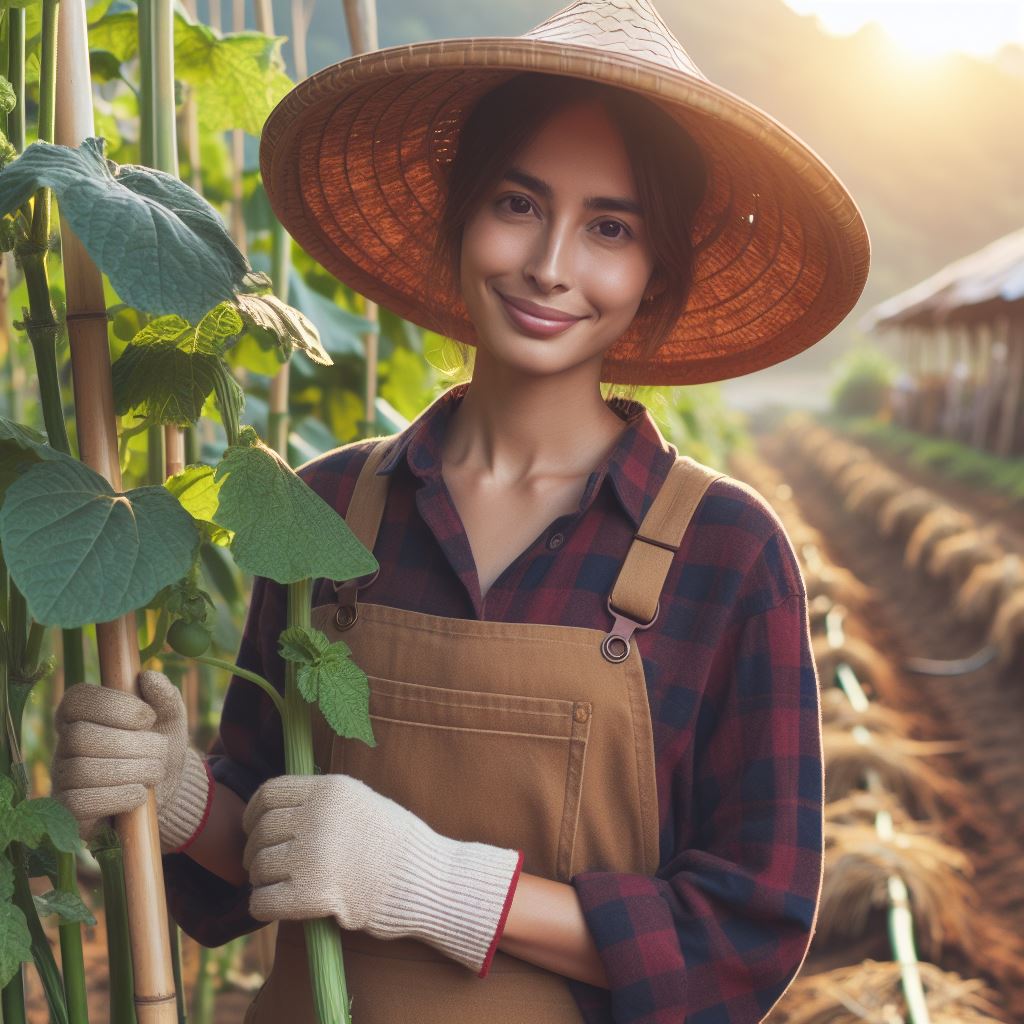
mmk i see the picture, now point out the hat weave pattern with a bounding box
[260,0,869,384]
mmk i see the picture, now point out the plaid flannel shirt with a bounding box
[164,383,823,1024]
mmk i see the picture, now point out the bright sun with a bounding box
[783,1,1024,58]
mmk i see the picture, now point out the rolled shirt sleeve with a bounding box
[569,590,824,1023]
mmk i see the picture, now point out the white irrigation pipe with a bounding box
[814,563,931,1024]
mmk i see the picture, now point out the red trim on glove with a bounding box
[166,759,216,856]
[477,849,525,979]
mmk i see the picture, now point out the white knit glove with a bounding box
[52,671,213,853]
[242,773,523,975]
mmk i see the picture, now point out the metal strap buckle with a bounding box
[332,568,380,631]
[600,596,660,663]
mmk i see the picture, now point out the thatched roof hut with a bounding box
[864,228,1024,454]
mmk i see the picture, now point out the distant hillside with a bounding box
[272,0,1024,373]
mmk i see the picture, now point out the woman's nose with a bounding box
[523,221,573,294]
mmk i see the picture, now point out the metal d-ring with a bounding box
[331,568,380,632]
[334,604,359,631]
[600,597,660,663]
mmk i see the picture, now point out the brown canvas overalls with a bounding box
[244,438,722,1023]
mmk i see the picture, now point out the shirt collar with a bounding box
[376,382,676,529]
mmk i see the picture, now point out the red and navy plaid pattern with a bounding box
[164,383,823,1024]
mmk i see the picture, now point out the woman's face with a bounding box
[459,100,656,380]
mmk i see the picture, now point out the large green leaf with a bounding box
[33,890,97,926]
[175,25,292,136]
[0,898,30,989]
[0,138,248,321]
[89,10,291,135]
[234,291,331,366]
[278,626,375,746]
[0,457,200,627]
[0,416,61,497]
[112,305,244,426]
[165,464,232,545]
[86,10,137,62]
[113,347,222,426]
[212,427,378,584]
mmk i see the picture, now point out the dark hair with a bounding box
[433,73,708,361]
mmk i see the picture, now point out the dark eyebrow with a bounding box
[502,166,643,218]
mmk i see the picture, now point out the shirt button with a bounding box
[574,704,591,724]
[547,532,565,550]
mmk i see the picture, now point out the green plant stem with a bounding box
[150,0,178,174]
[56,851,90,1024]
[93,833,137,1024]
[267,223,291,456]
[138,0,154,166]
[1,883,28,1024]
[11,844,68,1024]
[138,606,170,664]
[176,655,284,716]
[0,12,9,140]
[7,6,23,152]
[24,620,45,671]
[21,251,71,456]
[190,943,215,1024]
[285,579,351,1024]
[168,911,186,1024]
[31,0,59,241]
[62,629,85,688]
[8,578,26,676]
[147,424,166,484]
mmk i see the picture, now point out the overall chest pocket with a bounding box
[330,676,592,882]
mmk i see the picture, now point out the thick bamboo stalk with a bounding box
[145,0,184,474]
[342,0,379,434]
[55,0,178,1020]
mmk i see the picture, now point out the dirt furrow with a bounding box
[761,432,1024,1018]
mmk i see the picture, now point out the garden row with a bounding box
[728,447,1018,1023]
[781,416,1024,673]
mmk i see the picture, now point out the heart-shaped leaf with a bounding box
[0,138,248,320]
[212,427,378,584]
[0,456,199,627]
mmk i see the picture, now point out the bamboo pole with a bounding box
[290,0,310,79]
[229,0,246,255]
[254,0,291,458]
[342,0,379,434]
[55,1,178,1020]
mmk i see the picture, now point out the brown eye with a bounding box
[507,195,533,214]
[597,220,628,239]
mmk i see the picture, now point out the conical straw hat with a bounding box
[260,0,870,385]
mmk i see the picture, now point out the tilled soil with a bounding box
[762,431,1024,1020]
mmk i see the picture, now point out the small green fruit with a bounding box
[166,619,211,657]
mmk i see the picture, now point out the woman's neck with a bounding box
[441,351,628,483]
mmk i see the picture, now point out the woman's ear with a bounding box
[643,272,667,304]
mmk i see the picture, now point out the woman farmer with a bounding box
[51,0,868,1021]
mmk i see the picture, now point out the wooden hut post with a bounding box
[55,1,178,1020]
[995,318,1024,457]
[970,321,993,449]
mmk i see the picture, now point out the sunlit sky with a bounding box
[783,1,1024,57]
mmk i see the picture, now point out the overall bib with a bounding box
[245,439,722,1023]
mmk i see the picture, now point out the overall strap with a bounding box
[602,456,724,663]
[332,437,396,628]
[344,437,396,549]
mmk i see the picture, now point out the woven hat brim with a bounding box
[260,37,870,385]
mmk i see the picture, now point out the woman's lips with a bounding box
[497,292,584,339]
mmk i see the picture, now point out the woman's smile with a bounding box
[495,290,587,339]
